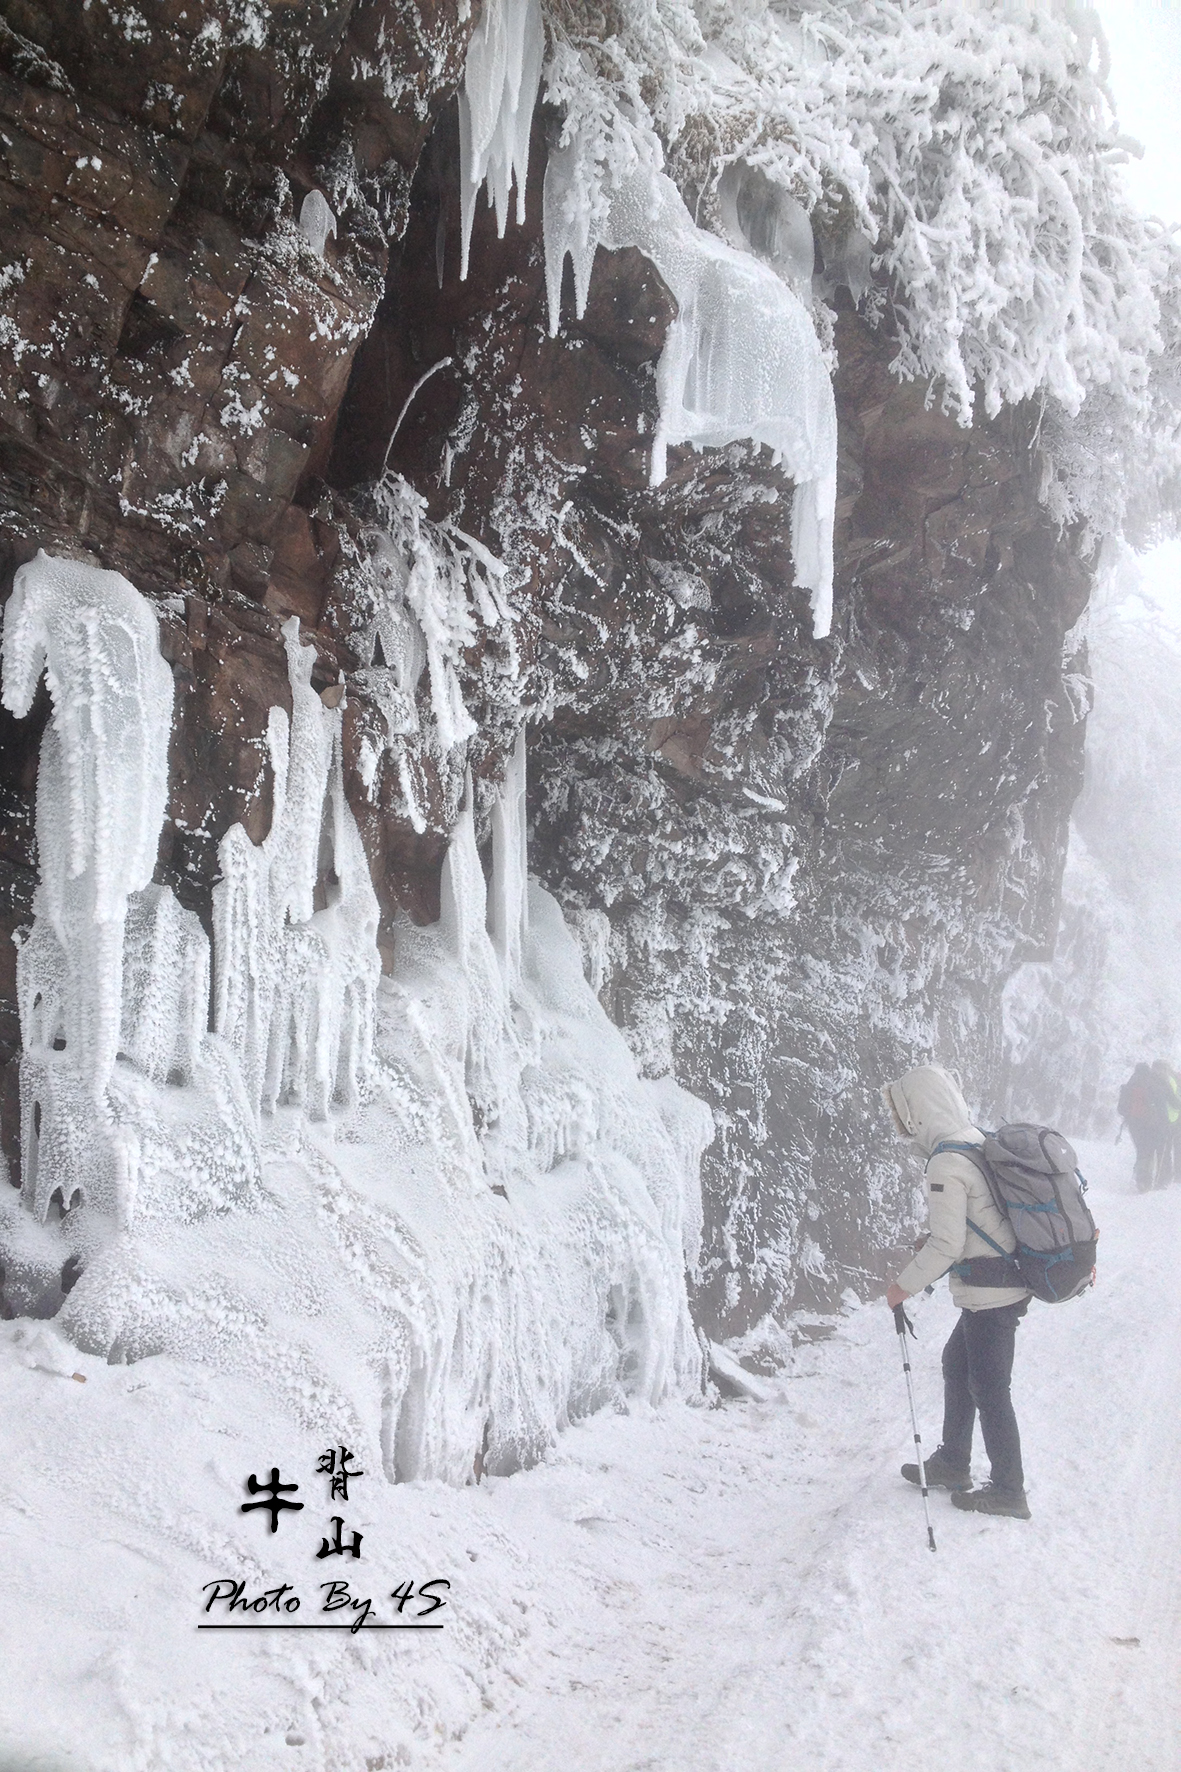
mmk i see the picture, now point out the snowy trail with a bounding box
[2,1139,1178,1771]
[1070,1154,1181,1772]
[436,1137,1181,1772]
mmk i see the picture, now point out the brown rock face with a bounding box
[0,7,1091,1329]
[0,0,473,999]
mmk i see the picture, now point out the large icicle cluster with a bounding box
[1,553,712,1483]
[0,555,258,1278]
[465,0,1181,560]
[49,728,710,1479]
[458,0,545,279]
[213,617,381,1120]
[544,157,837,636]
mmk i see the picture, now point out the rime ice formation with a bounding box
[458,0,545,280]
[1,552,173,1102]
[544,158,838,636]
[298,188,337,257]
[359,474,518,763]
[0,555,258,1261]
[213,617,381,1120]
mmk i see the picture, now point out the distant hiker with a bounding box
[1118,1062,1166,1190]
[882,1065,1032,1521]
[1141,1056,1170,1183]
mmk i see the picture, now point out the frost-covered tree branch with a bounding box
[534,0,1181,547]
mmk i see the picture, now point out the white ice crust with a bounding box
[1,552,712,1482]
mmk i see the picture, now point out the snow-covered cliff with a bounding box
[0,1,1176,1406]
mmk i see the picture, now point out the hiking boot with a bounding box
[950,1483,1031,1519]
[901,1448,970,1490]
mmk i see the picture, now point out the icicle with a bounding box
[298,189,337,256]
[1,551,174,1100]
[213,619,381,1121]
[821,226,873,306]
[543,159,838,639]
[440,772,487,963]
[434,774,515,1180]
[542,135,602,337]
[458,0,545,279]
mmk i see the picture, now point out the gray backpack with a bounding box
[932,1124,1099,1304]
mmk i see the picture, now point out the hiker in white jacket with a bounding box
[883,1064,1033,1520]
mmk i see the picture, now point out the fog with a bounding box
[1008,8,1181,1135]
[1005,543,1181,1131]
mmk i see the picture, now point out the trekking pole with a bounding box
[893,1303,937,1553]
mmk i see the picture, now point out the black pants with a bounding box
[941,1300,1029,1494]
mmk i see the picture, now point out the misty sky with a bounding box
[1103,1,1181,222]
[1098,3,1181,622]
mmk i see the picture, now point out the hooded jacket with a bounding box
[887,1065,1029,1311]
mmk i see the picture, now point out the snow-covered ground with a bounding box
[2,1136,1176,1772]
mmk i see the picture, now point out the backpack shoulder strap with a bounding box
[964,1217,1011,1259]
[927,1138,1008,1222]
[927,1138,990,1172]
